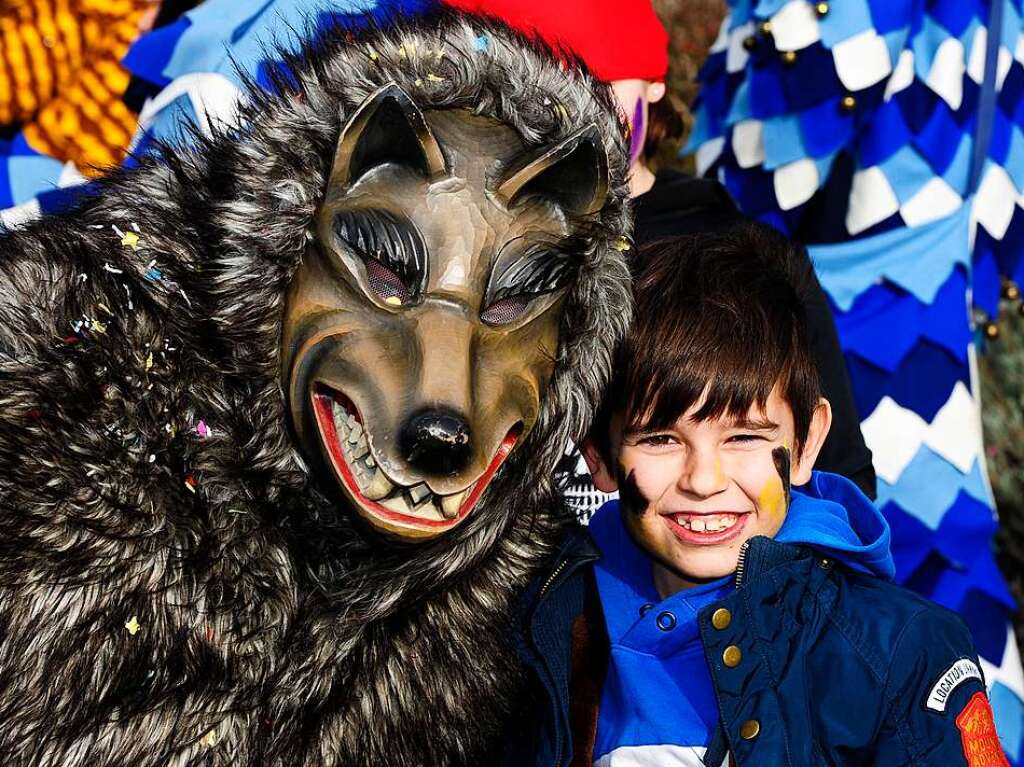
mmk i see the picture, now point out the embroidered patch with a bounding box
[926,658,984,712]
[955,692,1010,766]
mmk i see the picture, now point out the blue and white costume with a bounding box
[687,1,1024,761]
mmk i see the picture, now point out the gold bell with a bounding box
[759,20,773,35]
[815,1,830,17]
[984,322,1000,339]
[781,50,798,65]
[840,94,857,112]
[743,35,758,51]
[1003,280,1020,301]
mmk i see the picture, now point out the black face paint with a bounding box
[772,446,792,511]
[616,464,649,516]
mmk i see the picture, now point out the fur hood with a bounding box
[0,9,631,766]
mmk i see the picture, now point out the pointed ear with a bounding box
[329,83,447,188]
[495,124,610,216]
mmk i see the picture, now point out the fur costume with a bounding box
[0,10,631,766]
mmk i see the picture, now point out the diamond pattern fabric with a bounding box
[689,0,1024,759]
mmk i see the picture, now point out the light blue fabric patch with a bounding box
[810,204,971,310]
[818,0,875,48]
[6,154,64,206]
[875,449,992,530]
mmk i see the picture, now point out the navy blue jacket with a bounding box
[502,527,1003,767]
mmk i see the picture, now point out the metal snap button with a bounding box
[711,607,732,630]
[639,603,654,617]
[723,645,742,667]
[740,719,760,740]
[656,611,677,631]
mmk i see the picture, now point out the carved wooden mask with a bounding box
[282,83,610,540]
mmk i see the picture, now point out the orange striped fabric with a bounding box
[0,0,155,175]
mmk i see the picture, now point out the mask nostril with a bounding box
[400,409,473,476]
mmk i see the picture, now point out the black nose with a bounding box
[400,409,472,476]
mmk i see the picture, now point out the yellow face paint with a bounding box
[757,475,787,522]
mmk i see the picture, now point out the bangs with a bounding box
[593,227,822,454]
[621,295,797,434]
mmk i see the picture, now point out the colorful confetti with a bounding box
[124,616,140,635]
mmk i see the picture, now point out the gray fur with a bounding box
[0,10,631,766]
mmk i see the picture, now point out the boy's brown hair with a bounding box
[593,222,822,458]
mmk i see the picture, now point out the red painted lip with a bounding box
[311,387,519,530]
[662,511,751,546]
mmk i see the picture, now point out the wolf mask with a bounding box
[0,9,630,767]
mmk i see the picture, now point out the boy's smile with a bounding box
[588,385,829,598]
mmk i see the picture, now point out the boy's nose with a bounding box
[680,450,728,498]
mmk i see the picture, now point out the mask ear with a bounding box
[330,82,447,188]
[495,124,610,216]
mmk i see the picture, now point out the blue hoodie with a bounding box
[589,471,894,766]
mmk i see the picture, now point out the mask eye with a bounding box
[481,242,580,327]
[333,209,427,306]
[480,296,529,326]
[365,258,413,306]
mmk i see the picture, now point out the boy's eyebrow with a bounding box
[727,416,779,431]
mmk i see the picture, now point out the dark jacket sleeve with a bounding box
[800,257,877,498]
[873,606,1005,766]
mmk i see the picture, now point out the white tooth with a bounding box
[350,438,369,460]
[363,468,394,500]
[440,491,463,519]
[380,495,413,515]
[690,517,706,532]
[408,483,431,506]
[347,422,363,443]
[675,516,691,529]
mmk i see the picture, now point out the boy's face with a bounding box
[584,386,831,597]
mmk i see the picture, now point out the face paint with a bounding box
[616,464,649,517]
[758,446,792,522]
[628,97,645,165]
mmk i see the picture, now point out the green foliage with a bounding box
[979,297,1024,637]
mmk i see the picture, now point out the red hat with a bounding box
[443,0,668,82]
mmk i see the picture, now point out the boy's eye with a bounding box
[728,434,767,444]
[637,434,676,447]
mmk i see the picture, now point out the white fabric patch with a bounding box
[925,382,983,474]
[771,0,821,52]
[861,397,929,484]
[732,119,765,169]
[593,744,716,766]
[900,176,963,227]
[57,161,87,189]
[927,37,966,111]
[696,137,725,176]
[727,22,755,73]
[774,157,820,211]
[885,49,916,101]
[709,14,729,54]
[927,658,983,712]
[833,30,892,91]
[968,27,988,84]
[0,198,42,230]
[974,164,1017,239]
[846,166,900,234]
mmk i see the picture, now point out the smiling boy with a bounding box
[501,225,1009,767]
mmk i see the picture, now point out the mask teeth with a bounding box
[332,399,390,498]
[407,482,432,507]
[438,489,469,520]
[329,395,471,520]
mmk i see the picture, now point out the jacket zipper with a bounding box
[538,559,569,599]
[734,540,750,588]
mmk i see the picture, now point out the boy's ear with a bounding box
[791,397,833,486]
[581,439,620,494]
